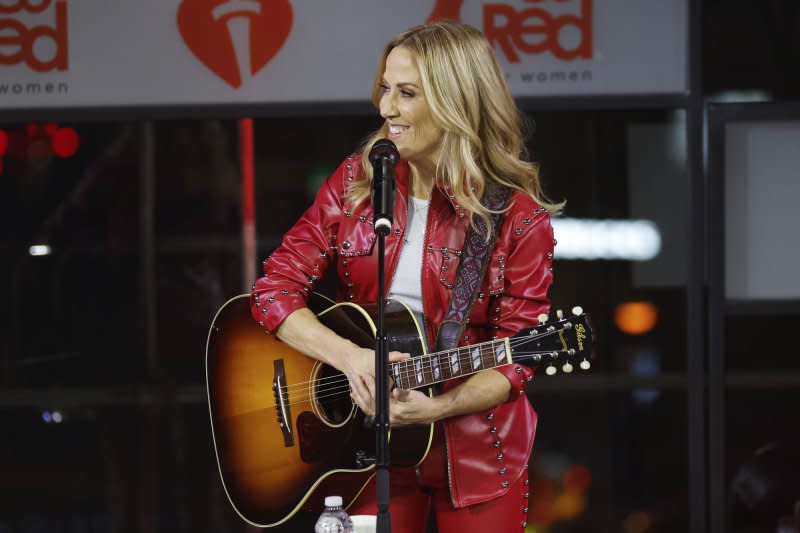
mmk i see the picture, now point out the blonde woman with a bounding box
[251,21,559,532]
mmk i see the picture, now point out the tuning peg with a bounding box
[580,359,591,370]
[556,309,564,319]
[545,365,557,376]
[562,362,573,373]
[572,306,583,316]
[537,313,548,324]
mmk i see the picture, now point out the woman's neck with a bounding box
[408,161,436,200]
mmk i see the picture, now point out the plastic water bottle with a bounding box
[314,495,353,533]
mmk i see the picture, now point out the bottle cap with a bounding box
[325,495,343,507]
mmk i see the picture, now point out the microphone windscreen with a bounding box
[368,139,399,167]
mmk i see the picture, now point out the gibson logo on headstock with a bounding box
[575,323,587,351]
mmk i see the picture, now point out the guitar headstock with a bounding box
[512,306,594,375]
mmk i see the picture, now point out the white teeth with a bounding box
[389,125,407,135]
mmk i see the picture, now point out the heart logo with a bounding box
[426,0,464,22]
[177,0,293,89]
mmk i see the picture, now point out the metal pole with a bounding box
[686,0,707,531]
[139,121,159,381]
[239,118,256,291]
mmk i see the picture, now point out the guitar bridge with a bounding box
[272,359,294,447]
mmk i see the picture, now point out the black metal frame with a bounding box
[707,100,800,533]
[1,1,717,531]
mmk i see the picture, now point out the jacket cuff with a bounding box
[493,363,535,403]
[250,285,308,334]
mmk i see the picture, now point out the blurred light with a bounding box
[0,129,7,156]
[623,511,655,533]
[552,491,585,520]
[51,410,63,423]
[25,122,39,136]
[614,301,658,335]
[52,127,79,157]
[29,244,52,256]
[551,218,661,261]
[41,410,52,423]
[707,90,771,103]
[630,347,662,406]
[44,122,58,136]
[562,464,592,492]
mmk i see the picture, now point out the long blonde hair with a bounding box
[348,21,563,233]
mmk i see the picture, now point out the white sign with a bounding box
[0,0,687,109]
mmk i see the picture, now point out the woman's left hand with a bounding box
[389,388,443,426]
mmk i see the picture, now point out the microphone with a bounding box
[369,139,399,236]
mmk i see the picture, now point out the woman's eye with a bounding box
[401,90,414,98]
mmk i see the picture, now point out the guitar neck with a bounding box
[389,338,512,390]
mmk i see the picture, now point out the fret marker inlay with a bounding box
[450,353,460,374]
[431,356,441,380]
[393,365,401,388]
[495,344,507,363]
[415,360,423,384]
[471,348,481,370]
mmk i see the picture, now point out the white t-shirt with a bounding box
[388,195,430,314]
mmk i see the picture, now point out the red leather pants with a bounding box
[348,425,530,533]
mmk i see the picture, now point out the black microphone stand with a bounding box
[370,148,396,533]
[374,224,391,533]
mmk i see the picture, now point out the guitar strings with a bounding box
[279,349,572,410]
[275,345,576,410]
[275,329,566,395]
[274,334,568,401]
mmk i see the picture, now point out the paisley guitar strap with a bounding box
[434,184,513,352]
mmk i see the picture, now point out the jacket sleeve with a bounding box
[490,200,555,401]
[249,159,349,333]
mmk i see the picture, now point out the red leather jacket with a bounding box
[251,155,554,508]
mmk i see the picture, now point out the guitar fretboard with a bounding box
[389,338,512,390]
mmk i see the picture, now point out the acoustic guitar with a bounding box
[205,294,593,528]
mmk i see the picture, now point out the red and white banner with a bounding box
[0,0,687,109]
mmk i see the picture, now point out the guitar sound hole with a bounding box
[315,366,353,425]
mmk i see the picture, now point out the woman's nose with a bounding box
[380,93,398,119]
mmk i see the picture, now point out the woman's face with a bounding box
[378,47,443,168]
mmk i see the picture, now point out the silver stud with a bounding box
[524,217,531,225]
[500,466,507,474]
[344,209,352,217]
[515,366,522,374]
[281,289,288,296]
[359,215,367,222]
[515,228,523,236]
[394,228,401,236]
[501,481,510,488]
[496,453,504,460]
[342,241,351,250]
[547,251,553,259]
[523,479,529,486]
[487,412,494,421]
[553,238,558,246]
[490,426,497,433]
[493,440,501,448]
[269,296,275,303]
